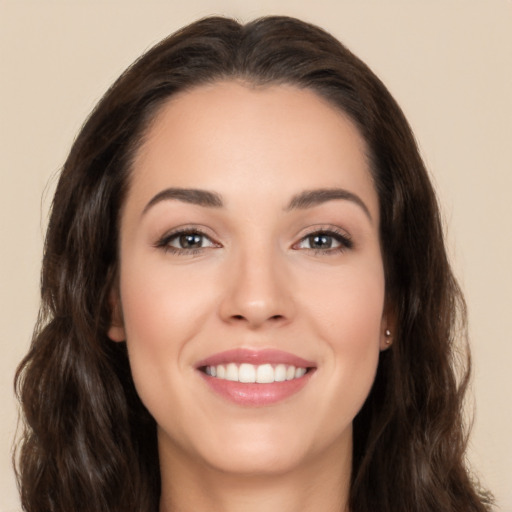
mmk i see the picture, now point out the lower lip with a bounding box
[199,371,313,406]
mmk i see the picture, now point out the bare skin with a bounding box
[109,81,390,512]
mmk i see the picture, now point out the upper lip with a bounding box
[195,348,316,369]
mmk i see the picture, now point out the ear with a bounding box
[379,301,396,351]
[107,288,126,342]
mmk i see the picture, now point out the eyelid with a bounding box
[153,224,353,256]
[154,225,222,254]
[292,225,353,253]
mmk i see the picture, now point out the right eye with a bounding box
[156,229,219,254]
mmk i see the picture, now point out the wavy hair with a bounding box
[15,15,492,512]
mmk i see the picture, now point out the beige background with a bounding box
[1,1,511,510]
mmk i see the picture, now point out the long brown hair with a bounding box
[15,16,492,512]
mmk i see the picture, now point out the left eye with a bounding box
[295,231,352,251]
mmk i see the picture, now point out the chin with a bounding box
[174,418,350,478]
[203,439,308,477]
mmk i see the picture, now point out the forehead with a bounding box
[129,81,377,218]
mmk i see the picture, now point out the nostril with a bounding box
[230,313,284,323]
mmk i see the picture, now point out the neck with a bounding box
[158,433,351,512]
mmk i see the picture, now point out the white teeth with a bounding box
[295,367,306,378]
[204,363,308,383]
[256,364,274,383]
[274,364,287,382]
[225,363,239,382]
[239,363,256,383]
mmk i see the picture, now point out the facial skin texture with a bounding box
[109,82,390,512]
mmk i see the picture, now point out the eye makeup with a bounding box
[154,226,221,255]
[293,226,353,255]
[153,224,353,258]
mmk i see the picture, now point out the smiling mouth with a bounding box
[195,348,316,405]
[200,363,313,383]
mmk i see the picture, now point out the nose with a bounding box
[218,245,294,329]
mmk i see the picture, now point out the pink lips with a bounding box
[196,348,315,368]
[196,348,316,407]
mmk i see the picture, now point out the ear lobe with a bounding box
[107,289,126,342]
[379,302,396,351]
[380,328,393,351]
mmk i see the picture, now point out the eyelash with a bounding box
[155,227,353,256]
[293,228,353,255]
[155,227,219,255]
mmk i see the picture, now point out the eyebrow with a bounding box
[142,188,223,215]
[142,186,372,221]
[286,188,372,221]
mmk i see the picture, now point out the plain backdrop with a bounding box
[1,1,511,511]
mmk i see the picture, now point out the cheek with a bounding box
[120,254,218,343]
[301,260,385,409]
[303,257,385,342]
[117,256,220,410]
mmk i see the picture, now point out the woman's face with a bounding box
[109,81,389,476]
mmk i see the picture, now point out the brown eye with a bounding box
[177,233,204,249]
[159,230,218,252]
[294,229,353,253]
[307,234,334,249]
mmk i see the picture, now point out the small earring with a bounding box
[385,329,392,345]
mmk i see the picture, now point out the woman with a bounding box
[15,15,493,512]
